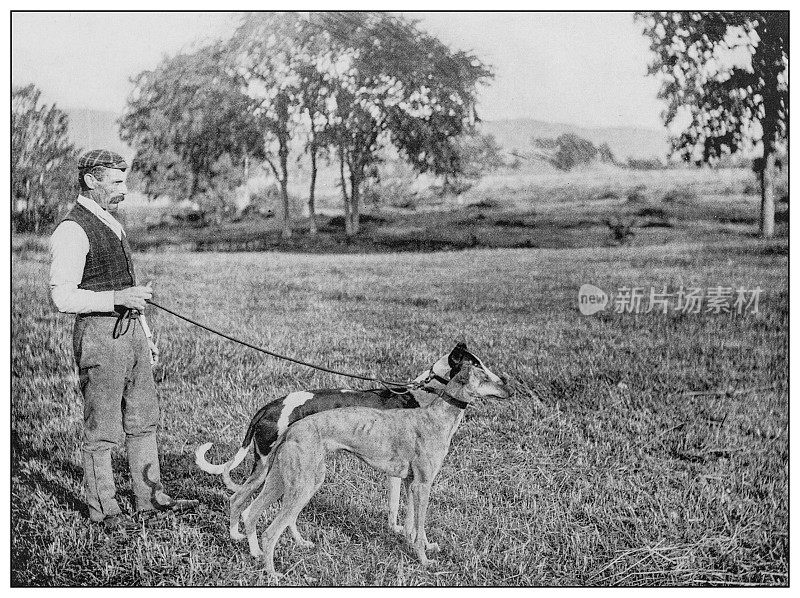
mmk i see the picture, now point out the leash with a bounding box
[145,298,422,389]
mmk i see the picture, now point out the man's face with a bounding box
[87,168,128,213]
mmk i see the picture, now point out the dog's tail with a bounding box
[195,442,249,491]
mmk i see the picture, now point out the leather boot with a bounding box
[126,432,170,511]
[82,449,122,522]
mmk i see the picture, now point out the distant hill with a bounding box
[65,108,133,159]
[64,108,669,165]
[479,118,670,161]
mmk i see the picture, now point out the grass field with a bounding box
[11,230,788,586]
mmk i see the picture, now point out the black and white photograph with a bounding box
[9,8,790,587]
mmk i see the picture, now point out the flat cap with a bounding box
[78,149,128,171]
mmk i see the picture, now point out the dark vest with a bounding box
[61,202,136,292]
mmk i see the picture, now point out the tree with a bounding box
[442,133,504,193]
[598,143,617,164]
[318,12,492,235]
[228,12,491,238]
[229,12,307,239]
[636,11,788,238]
[120,42,264,224]
[532,133,601,171]
[293,22,341,236]
[12,84,79,233]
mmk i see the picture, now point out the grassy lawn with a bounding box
[11,232,788,586]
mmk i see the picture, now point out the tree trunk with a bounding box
[34,172,44,234]
[760,146,776,239]
[24,178,31,232]
[280,180,291,239]
[338,145,353,237]
[349,169,361,236]
[343,190,353,237]
[308,145,318,236]
[279,141,291,240]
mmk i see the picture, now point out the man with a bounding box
[50,149,196,530]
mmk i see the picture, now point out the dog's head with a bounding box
[448,341,506,386]
[419,341,506,388]
[448,362,510,403]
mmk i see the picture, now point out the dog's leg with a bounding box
[387,476,402,533]
[243,466,284,558]
[287,461,324,550]
[401,480,438,552]
[230,457,270,541]
[260,463,321,580]
[229,462,263,540]
[421,527,440,553]
[403,479,417,545]
[288,521,314,549]
[411,482,434,566]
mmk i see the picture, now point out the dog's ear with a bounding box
[448,341,468,368]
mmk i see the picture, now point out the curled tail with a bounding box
[195,442,249,491]
[196,400,283,493]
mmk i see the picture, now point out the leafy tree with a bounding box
[120,42,264,224]
[375,16,493,195]
[440,133,504,193]
[229,12,307,239]
[533,133,600,171]
[636,11,788,237]
[12,84,79,233]
[293,22,341,236]
[318,12,492,235]
[598,142,616,164]
[226,11,491,238]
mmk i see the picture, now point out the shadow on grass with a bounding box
[301,488,408,553]
[11,428,87,518]
[10,427,234,521]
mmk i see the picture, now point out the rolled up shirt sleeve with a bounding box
[49,221,116,313]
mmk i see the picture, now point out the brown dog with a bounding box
[240,363,509,579]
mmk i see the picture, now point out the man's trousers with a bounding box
[73,314,167,521]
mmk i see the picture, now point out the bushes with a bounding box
[662,186,698,204]
[12,84,80,233]
[625,156,666,170]
[532,133,616,171]
[626,185,649,203]
[603,216,637,244]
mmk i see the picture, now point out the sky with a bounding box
[11,11,664,130]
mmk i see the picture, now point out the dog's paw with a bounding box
[426,541,440,553]
[296,539,315,550]
[230,529,246,541]
[267,569,284,582]
[391,524,403,534]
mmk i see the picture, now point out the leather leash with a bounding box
[145,298,425,389]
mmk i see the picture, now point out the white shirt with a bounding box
[49,195,152,337]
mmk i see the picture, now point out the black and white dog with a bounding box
[196,342,505,537]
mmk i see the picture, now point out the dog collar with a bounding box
[439,390,470,410]
[422,369,450,386]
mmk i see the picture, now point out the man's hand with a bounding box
[114,283,152,311]
[147,338,160,366]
